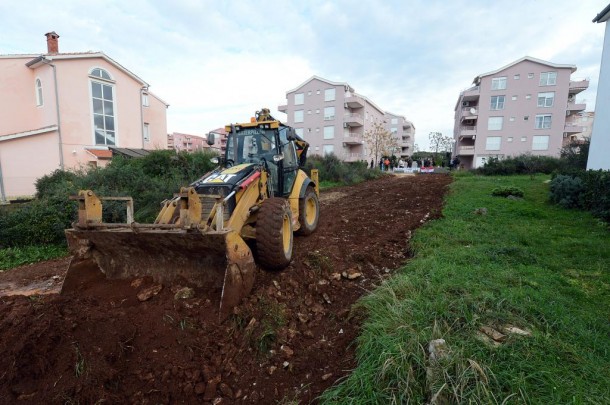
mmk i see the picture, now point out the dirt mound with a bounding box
[0,174,451,404]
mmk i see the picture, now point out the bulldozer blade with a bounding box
[62,228,256,321]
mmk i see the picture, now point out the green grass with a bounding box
[0,245,68,271]
[320,174,610,404]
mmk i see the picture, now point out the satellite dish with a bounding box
[470,107,477,115]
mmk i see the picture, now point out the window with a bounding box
[391,118,398,124]
[525,94,531,99]
[491,77,507,90]
[142,93,149,107]
[294,128,304,137]
[540,72,557,86]
[307,91,312,96]
[294,93,304,105]
[323,144,334,155]
[143,123,150,142]
[521,136,527,142]
[316,90,320,95]
[537,92,555,107]
[488,116,503,131]
[528,73,534,79]
[307,110,311,115]
[294,110,304,123]
[324,106,335,120]
[532,135,550,150]
[490,95,505,110]
[524,116,529,121]
[509,117,515,121]
[391,128,398,134]
[35,78,43,106]
[512,95,517,100]
[324,88,335,101]
[486,136,501,151]
[514,74,520,80]
[323,126,334,139]
[507,137,513,142]
[535,114,552,129]
[315,109,320,114]
[90,68,112,81]
[91,80,116,146]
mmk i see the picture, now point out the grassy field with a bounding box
[0,245,68,271]
[321,173,610,404]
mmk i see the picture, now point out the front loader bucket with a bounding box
[62,228,255,320]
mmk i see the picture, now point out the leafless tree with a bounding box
[363,120,399,163]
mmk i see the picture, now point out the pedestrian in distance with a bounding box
[370,159,374,169]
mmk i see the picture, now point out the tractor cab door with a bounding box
[279,129,300,197]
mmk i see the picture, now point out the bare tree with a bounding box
[363,121,399,163]
[429,131,454,154]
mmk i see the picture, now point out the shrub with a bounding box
[549,175,585,209]
[491,186,524,198]
[477,155,561,176]
[303,154,382,186]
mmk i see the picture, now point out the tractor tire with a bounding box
[256,198,293,270]
[296,186,319,236]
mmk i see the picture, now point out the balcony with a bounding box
[461,106,478,119]
[344,113,364,127]
[457,146,475,156]
[344,153,365,162]
[569,79,589,94]
[343,134,363,145]
[564,123,584,134]
[278,103,288,113]
[566,101,586,112]
[345,94,365,108]
[461,86,480,101]
[403,122,413,130]
[459,125,477,137]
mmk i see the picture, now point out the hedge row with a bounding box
[0,150,217,248]
[550,171,610,222]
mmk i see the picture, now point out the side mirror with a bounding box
[207,133,216,146]
[286,129,297,141]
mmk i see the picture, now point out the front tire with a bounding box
[296,187,319,236]
[256,198,293,270]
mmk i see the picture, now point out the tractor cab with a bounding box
[208,110,308,198]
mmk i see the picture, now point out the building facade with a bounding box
[453,56,588,169]
[0,32,168,201]
[167,132,206,152]
[588,4,610,170]
[278,76,414,162]
[565,111,594,145]
[384,112,415,159]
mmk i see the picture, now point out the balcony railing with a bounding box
[345,94,365,108]
[462,106,478,115]
[569,79,589,94]
[566,101,586,112]
[278,103,288,112]
[564,124,584,134]
[461,86,480,97]
[343,134,363,145]
[344,113,364,127]
[343,153,365,162]
[458,146,475,156]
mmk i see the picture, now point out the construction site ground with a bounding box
[0,173,452,404]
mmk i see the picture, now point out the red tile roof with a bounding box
[86,148,113,159]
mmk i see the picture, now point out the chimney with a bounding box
[45,31,60,54]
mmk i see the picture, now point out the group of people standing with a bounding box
[367,155,462,171]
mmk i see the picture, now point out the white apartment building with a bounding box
[278,76,414,162]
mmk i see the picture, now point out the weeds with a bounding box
[74,346,85,378]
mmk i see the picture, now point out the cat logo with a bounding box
[202,173,237,183]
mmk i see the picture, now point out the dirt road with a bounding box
[0,174,451,404]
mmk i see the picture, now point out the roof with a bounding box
[285,75,355,94]
[593,3,610,22]
[473,56,577,84]
[109,147,151,158]
[23,52,149,86]
[85,148,113,159]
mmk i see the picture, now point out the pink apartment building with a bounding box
[167,132,207,152]
[278,76,415,162]
[453,56,588,169]
[0,32,168,201]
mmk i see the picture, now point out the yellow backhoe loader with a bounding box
[62,109,320,320]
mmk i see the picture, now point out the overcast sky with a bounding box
[1,0,607,150]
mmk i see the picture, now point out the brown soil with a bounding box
[0,174,451,404]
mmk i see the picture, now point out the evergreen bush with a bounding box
[549,175,585,209]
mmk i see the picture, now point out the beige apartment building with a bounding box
[453,56,588,169]
[278,76,414,162]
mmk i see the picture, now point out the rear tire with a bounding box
[256,198,293,270]
[296,186,319,236]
